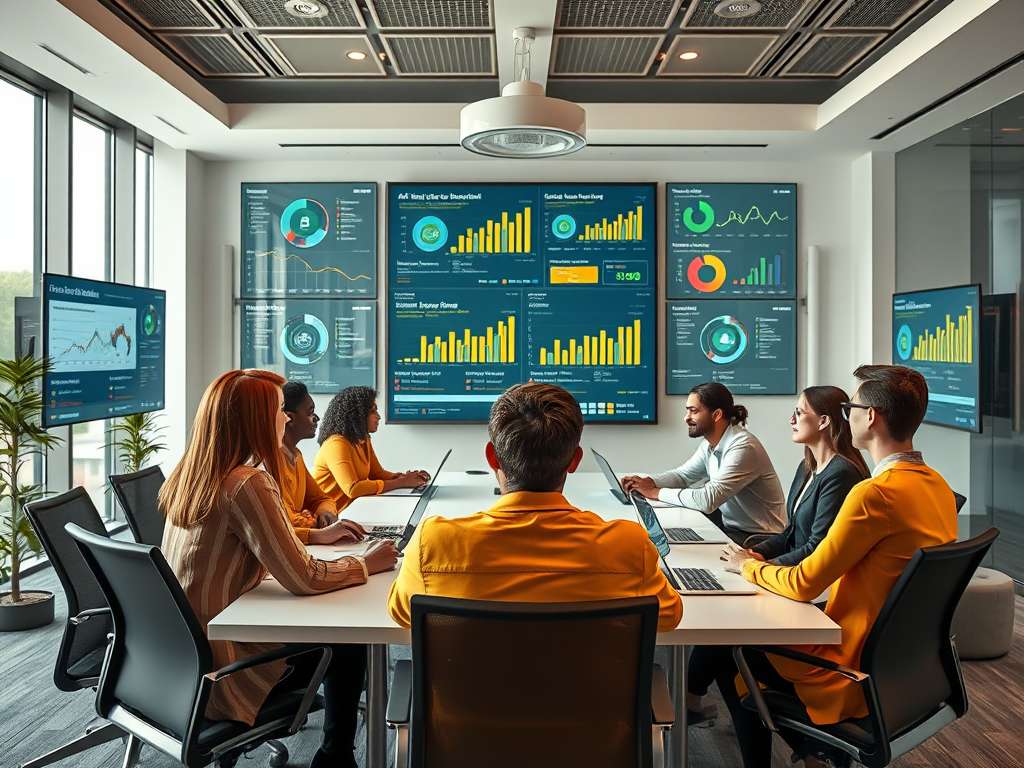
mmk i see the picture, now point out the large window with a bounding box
[0,74,43,490]
[70,114,113,516]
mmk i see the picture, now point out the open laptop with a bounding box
[592,448,631,504]
[629,490,729,545]
[361,485,436,552]
[629,491,756,595]
[379,449,451,497]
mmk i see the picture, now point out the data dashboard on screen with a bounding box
[666,183,796,299]
[43,274,166,427]
[241,182,376,297]
[893,284,981,432]
[666,299,797,395]
[387,183,657,423]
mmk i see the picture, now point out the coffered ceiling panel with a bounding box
[225,0,364,28]
[826,0,931,30]
[118,0,218,29]
[264,33,385,74]
[780,32,884,76]
[381,34,495,75]
[551,35,663,76]
[682,0,812,30]
[367,0,492,30]
[160,32,265,75]
[659,34,778,76]
[556,0,682,30]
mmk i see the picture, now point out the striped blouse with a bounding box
[162,465,366,725]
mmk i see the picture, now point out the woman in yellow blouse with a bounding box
[312,386,429,510]
[717,365,958,768]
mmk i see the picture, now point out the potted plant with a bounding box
[107,411,166,474]
[0,354,63,631]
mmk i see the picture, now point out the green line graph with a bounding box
[715,205,789,228]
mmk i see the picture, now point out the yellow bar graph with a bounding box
[402,316,516,365]
[912,306,973,364]
[447,206,532,254]
[577,204,645,241]
[538,321,642,366]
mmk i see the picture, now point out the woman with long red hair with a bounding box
[160,369,398,768]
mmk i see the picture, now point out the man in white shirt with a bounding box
[623,382,787,545]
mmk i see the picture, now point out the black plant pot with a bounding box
[0,591,55,631]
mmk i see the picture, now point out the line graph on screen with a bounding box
[49,301,136,372]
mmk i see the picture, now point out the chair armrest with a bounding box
[386,660,412,726]
[70,607,112,625]
[651,664,674,726]
[740,645,868,683]
[205,645,331,682]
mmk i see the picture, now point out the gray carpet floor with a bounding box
[2,567,1021,767]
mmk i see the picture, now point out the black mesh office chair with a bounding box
[65,523,330,768]
[386,595,674,768]
[108,465,166,546]
[21,488,126,768]
[734,527,999,768]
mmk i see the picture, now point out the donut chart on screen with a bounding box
[281,198,329,248]
[700,315,748,364]
[896,324,914,361]
[687,255,727,293]
[280,313,330,364]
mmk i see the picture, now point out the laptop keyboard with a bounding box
[665,527,703,542]
[672,568,725,591]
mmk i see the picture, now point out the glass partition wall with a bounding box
[897,94,1024,588]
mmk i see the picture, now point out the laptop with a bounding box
[628,491,756,595]
[379,449,452,497]
[361,484,436,553]
[629,490,729,545]
[592,449,631,504]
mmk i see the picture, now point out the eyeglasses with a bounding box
[840,401,873,421]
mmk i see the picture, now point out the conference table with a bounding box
[208,469,840,768]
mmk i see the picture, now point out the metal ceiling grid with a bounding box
[226,0,365,29]
[550,35,664,76]
[158,32,266,75]
[116,0,218,29]
[826,0,931,29]
[367,0,493,30]
[381,34,496,75]
[681,0,821,30]
[555,0,682,30]
[780,32,884,75]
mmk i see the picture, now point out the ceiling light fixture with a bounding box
[346,50,367,61]
[678,51,699,60]
[714,1,761,18]
[285,0,328,19]
[460,27,586,159]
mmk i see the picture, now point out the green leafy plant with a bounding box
[0,354,63,601]
[107,411,166,474]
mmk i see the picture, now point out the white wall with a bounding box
[163,156,864,487]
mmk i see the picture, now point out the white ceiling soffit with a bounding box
[555,0,682,30]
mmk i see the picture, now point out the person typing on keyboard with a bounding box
[387,383,683,631]
[621,382,787,547]
[312,386,431,511]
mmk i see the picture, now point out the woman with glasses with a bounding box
[685,386,869,728]
[312,386,430,511]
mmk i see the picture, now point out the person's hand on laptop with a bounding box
[621,475,659,499]
[337,519,367,541]
[720,542,759,573]
[364,540,401,574]
[308,520,364,545]
[405,469,431,485]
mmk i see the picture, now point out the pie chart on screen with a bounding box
[687,254,727,293]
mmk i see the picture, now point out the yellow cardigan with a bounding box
[312,435,398,511]
[741,462,958,724]
[387,491,683,632]
[279,446,336,543]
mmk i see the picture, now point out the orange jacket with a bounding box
[387,491,683,632]
[312,435,398,511]
[742,463,958,724]
[279,446,336,543]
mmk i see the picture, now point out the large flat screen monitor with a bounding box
[893,284,981,432]
[387,183,658,423]
[43,274,166,427]
[666,299,797,395]
[241,182,376,297]
[666,183,796,299]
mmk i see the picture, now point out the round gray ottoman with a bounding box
[951,567,1015,660]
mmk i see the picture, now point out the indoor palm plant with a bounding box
[107,411,166,474]
[0,353,63,630]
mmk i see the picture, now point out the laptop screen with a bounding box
[591,449,622,492]
[630,493,672,558]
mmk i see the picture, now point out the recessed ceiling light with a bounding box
[285,0,328,19]
[346,50,367,61]
[679,51,699,61]
[1002,127,1022,132]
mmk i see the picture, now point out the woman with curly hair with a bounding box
[312,386,430,510]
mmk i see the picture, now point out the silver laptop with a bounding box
[592,448,632,505]
[362,482,438,553]
[629,489,729,545]
[629,491,756,595]
[379,449,451,497]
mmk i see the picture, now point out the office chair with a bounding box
[108,465,166,547]
[65,523,330,768]
[386,595,674,768]
[21,488,126,768]
[733,527,1000,768]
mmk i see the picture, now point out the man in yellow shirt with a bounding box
[387,382,682,632]
[281,381,366,546]
[714,365,958,768]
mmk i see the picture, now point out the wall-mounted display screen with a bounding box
[387,183,657,423]
[43,274,166,427]
[241,182,376,297]
[666,299,797,395]
[893,284,981,432]
[666,183,796,299]
[241,299,376,394]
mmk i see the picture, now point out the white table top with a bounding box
[209,470,840,646]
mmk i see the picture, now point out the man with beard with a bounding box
[622,381,786,547]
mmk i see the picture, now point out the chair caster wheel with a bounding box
[269,752,288,768]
